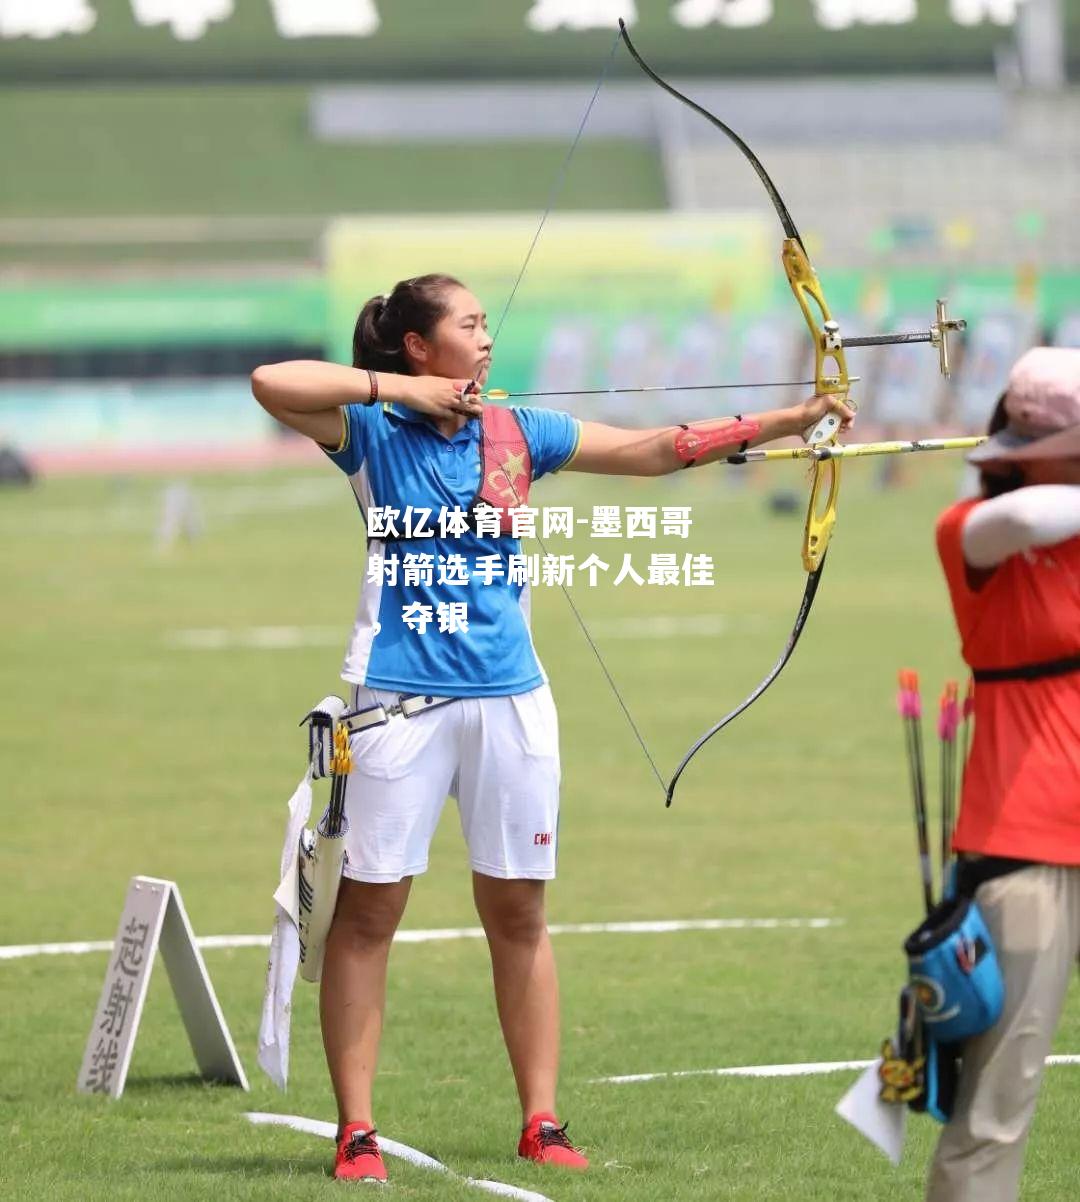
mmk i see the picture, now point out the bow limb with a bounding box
[663,562,826,805]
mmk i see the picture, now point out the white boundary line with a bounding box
[244,1111,555,1202]
[164,614,770,651]
[0,916,841,962]
[165,626,345,651]
[591,1054,1080,1085]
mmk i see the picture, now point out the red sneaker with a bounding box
[517,1112,589,1171]
[333,1122,387,1183]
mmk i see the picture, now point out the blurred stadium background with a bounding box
[0,0,1077,478]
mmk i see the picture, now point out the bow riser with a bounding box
[805,460,840,574]
[782,239,851,440]
[781,236,850,573]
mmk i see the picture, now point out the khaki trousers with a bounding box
[926,864,1080,1202]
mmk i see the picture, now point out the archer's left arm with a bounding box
[564,394,854,476]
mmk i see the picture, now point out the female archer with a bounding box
[251,272,854,1182]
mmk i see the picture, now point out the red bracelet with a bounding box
[365,369,379,405]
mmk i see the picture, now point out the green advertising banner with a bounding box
[2,0,1077,82]
[0,240,1074,360]
[0,276,326,349]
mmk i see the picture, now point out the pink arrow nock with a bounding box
[897,668,922,719]
[937,680,960,742]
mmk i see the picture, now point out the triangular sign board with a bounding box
[77,876,249,1098]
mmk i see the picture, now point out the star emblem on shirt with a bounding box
[488,448,529,501]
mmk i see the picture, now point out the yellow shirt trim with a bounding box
[320,408,349,455]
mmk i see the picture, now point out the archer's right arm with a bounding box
[251,360,481,445]
[565,392,854,477]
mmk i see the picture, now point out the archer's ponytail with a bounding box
[352,274,464,372]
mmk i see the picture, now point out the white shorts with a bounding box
[336,683,561,884]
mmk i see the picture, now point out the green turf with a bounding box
[2,458,1078,1200]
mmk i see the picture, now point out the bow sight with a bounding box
[834,299,967,379]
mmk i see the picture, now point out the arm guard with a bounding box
[674,417,761,467]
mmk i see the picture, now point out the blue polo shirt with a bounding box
[323,401,580,696]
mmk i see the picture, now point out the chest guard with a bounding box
[469,405,533,536]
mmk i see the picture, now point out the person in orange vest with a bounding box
[931,346,1080,1202]
[253,272,853,1183]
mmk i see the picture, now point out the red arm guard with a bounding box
[674,417,762,467]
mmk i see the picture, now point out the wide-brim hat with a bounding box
[967,346,1080,465]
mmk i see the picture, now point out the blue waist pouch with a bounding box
[904,894,1004,1044]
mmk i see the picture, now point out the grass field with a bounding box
[3,458,1079,1200]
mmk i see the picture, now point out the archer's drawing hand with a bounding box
[398,376,484,420]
